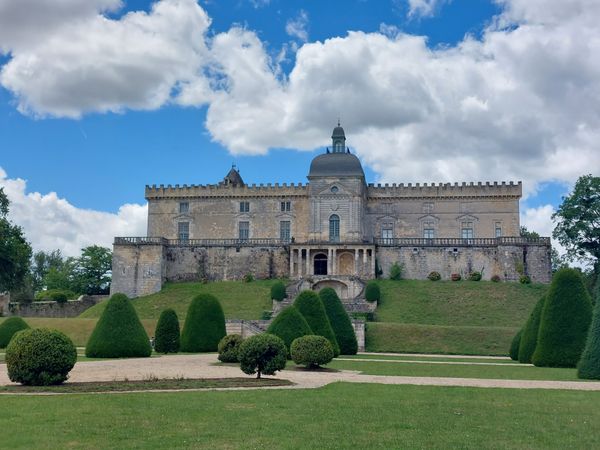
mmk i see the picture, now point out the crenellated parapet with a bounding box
[367,181,522,199]
[145,183,309,199]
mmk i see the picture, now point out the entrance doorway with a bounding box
[314,253,328,275]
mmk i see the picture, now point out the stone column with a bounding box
[354,249,359,275]
[370,249,376,276]
[289,248,294,278]
[332,248,337,275]
[305,248,310,276]
[327,248,332,275]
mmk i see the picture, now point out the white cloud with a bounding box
[406,0,449,19]
[249,0,270,8]
[285,10,309,42]
[0,167,147,257]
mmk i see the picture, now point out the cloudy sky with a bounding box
[1,0,598,255]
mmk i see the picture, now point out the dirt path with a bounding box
[1,354,599,392]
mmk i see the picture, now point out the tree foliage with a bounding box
[266,306,312,353]
[319,288,358,355]
[218,334,243,363]
[577,289,600,379]
[290,335,334,368]
[270,281,287,301]
[75,245,112,294]
[509,328,522,361]
[365,281,381,302]
[0,316,30,348]
[518,296,545,363]
[154,308,180,354]
[294,290,339,357]
[238,333,287,378]
[180,293,226,352]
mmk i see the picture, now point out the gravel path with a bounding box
[2,354,600,392]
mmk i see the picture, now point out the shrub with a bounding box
[243,273,254,283]
[180,293,226,352]
[35,289,77,303]
[468,272,482,281]
[261,310,273,320]
[238,333,287,378]
[0,316,30,348]
[389,262,403,280]
[427,271,441,281]
[451,273,461,281]
[509,329,522,361]
[577,282,600,379]
[294,290,339,357]
[532,268,592,367]
[291,335,334,368]
[271,281,287,301]
[154,308,180,354]
[365,281,381,302]
[518,296,545,363]
[266,306,312,354]
[6,328,76,385]
[519,275,531,284]
[491,275,501,283]
[218,334,244,363]
[319,288,358,355]
[85,293,151,358]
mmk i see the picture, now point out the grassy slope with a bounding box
[367,280,548,355]
[1,383,598,449]
[81,280,278,320]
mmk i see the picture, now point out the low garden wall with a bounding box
[6,295,107,318]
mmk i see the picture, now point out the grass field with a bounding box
[1,382,598,448]
[80,280,278,320]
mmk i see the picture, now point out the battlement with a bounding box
[145,183,309,199]
[367,181,522,199]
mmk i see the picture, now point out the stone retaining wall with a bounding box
[6,295,107,318]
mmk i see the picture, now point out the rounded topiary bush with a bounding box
[85,293,151,358]
[319,288,358,355]
[266,306,312,354]
[468,272,482,281]
[218,334,243,363]
[577,284,600,379]
[294,290,339,357]
[518,296,545,363]
[451,273,461,281]
[509,328,522,361]
[238,333,287,378]
[427,271,441,281]
[180,293,226,352]
[291,335,334,368]
[519,275,531,284]
[491,275,501,283]
[0,316,30,348]
[271,281,287,301]
[6,328,76,385]
[154,308,180,354]
[365,281,381,302]
[532,268,592,367]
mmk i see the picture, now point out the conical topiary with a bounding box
[267,306,312,354]
[532,268,592,367]
[0,317,29,348]
[180,293,226,352]
[509,328,522,361]
[271,281,287,301]
[319,288,358,355]
[577,274,600,379]
[85,293,151,358]
[294,290,339,357]
[154,308,180,354]
[518,296,545,363]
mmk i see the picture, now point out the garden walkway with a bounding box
[2,353,600,392]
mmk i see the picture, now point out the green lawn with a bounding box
[80,280,279,320]
[343,354,520,364]
[1,383,598,448]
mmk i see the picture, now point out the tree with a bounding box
[154,309,180,354]
[270,281,287,301]
[30,250,65,293]
[532,268,592,367]
[294,290,339,357]
[520,226,540,239]
[266,306,312,354]
[290,335,334,368]
[0,187,32,293]
[0,317,30,348]
[578,272,600,379]
[552,174,600,270]
[180,294,226,352]
[509,329,522,361]
[319,288,358,355]
[238,333,287,378]
[518,296,545,363]
[75,246,112,294]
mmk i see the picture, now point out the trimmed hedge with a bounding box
[266,306,312,354]
[238,333,287,378]
[154,309,180,354]
[468,272,482,281]
[294,290,339,357]
[532,268,592,367]
[85,293,152,358]
[509,328,522,361]
[518,295,545,363]
[577,284,600,379]
[427,271,441,281]
[319,288,358,355]
[0,316,30,348]
[180,293,226,352]
[290,335,334,368]
[218,334,244,363]
[6,328,77,385]
[365,281,381,302]
[271,281,287,301]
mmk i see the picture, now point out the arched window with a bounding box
[329,214,340,243]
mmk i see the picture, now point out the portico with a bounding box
[289,243,376,279]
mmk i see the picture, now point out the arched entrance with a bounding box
[314,253,328,275]
[338,252,354,275]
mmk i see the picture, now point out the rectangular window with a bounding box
[239,221,249,240]
[280,201,291,212]
[179,202,189,214]
[178,222,189,241]
[461,221,474,239]
[239,201,250,213]
[280,221,291,242]
[495,222,502,238]
[423,221,435,239]
[381,227,393,244]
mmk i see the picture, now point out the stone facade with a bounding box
[111,125,552,298]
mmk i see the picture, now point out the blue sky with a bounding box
[1,0,597,254]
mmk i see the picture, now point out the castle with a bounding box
[111,124,551,298]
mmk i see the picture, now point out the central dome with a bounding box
[308,152,365,178]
